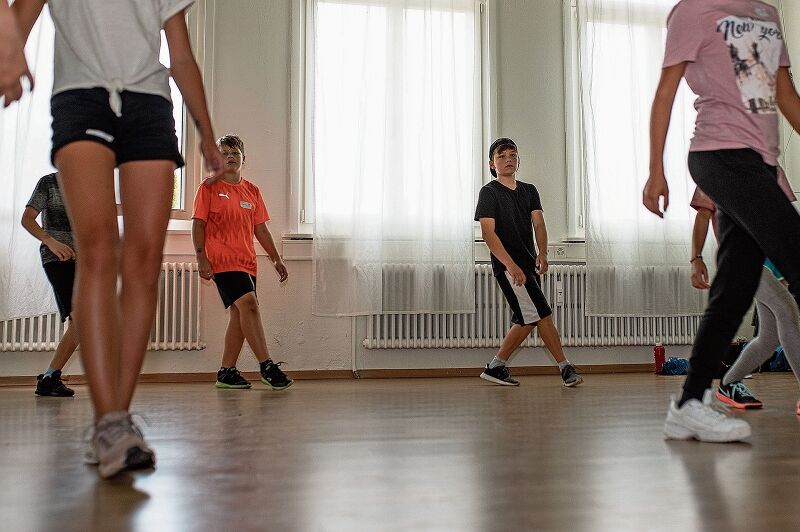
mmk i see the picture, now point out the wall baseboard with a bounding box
[0,364,654,387]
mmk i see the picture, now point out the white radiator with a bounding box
[363,263,702,349]
[0,262,204,352]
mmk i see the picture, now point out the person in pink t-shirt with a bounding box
[642,0,800,443]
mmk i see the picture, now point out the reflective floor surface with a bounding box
[2,373,799,531]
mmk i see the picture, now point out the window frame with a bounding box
[563,0,585,241]
[289,0,494,236]
[168,0,213,220]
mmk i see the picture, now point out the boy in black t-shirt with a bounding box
[474,138,582,387]
[22,173,78,397]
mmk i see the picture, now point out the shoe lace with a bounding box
[729,381,756,400]
[128,412,150,438]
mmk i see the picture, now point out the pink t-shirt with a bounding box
[664,0,791,166]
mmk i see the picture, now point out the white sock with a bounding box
[488,356,507,369]
[557,360,571,371]
[43,367,56,378]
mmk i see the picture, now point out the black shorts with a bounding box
[214,271,257,309]
[43,260,76,322]
[496,269,552,326]
[51,88,185,168]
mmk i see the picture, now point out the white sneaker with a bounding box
[92,411,155,478]
[663,389,751,443]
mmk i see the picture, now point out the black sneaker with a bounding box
[35,370,75,397]
[215,367,252,389]
[479,364,520,386]
[260,360,294,390]
[561,364,583,387]
[716,381,763,409]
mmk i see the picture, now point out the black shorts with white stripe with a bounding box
[496,269,552,326]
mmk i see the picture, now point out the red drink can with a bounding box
[654,343,666,374]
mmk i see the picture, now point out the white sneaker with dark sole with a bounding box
[663,389,751,443]
[92,411,156,478]
[479,364,519,386]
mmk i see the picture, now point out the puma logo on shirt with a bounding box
[219,193,230,199]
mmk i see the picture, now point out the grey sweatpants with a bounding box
[723,268,800,386]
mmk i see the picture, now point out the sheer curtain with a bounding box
[0,8,57,321]
[577,0,712,316]
[311,0,479,316]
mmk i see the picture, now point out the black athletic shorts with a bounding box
[214,271,257,309]
[496,269,552,326]
[50,88,185,168]
[43,260,75,322]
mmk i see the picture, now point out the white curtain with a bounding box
[577,0,713,316]
[311,0,479,316]
[0,8,57,321]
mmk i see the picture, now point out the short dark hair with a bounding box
[488,137,517,177]
[217,134,245,159]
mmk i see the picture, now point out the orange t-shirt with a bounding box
[192,178,270,276]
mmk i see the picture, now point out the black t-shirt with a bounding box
[26,173,75,266]
[474,179,543,276]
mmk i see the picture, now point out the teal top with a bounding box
[764,258,783,280]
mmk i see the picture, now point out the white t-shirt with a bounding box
[48,0,194,116]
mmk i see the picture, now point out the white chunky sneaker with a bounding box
[663,389,751,443]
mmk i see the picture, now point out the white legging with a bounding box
[723,268,800,386]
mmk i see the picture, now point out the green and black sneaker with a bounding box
[215,367,252,389]
[259,360,294,390]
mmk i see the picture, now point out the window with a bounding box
[563,0,697,240]
[291,0,490,234]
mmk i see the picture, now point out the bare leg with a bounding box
[221,304,245,367]
[496,324,535,361]
[117,160,175,411]
[231,292,271,363]
[55,142,119,419]
[537,316,567,364]
[48,323,79,371]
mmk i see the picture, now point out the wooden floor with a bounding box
[2,373,800,532]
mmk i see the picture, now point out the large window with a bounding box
[563,0,697,240]
[292,0,490,233]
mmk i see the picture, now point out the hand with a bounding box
[201,137,225,183]
[642,172,669,218]
[0,19,33,107]
[691,259,710,290]
[536,254,549,275]
[507,263,526,287]
[274,259,288,283]
[197,255,213,280]
[44,238,75,261]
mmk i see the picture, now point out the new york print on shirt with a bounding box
[717,15,785,114]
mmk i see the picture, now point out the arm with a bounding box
[192,218,213,280]
[163,12,224,179]
[21,206,75,260]
[690,208,712,290]
[0,0,39,106]
[777,67,800,134]
[479,217,526,286]
[254,223,288,282]
[642,62,686,217]
[531,210,549,274]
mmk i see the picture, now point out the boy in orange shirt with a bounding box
[192,134,292,390]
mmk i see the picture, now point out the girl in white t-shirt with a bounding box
[11,0,224,478]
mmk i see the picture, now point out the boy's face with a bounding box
[220,145,244,173]
[490,147,518,178]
